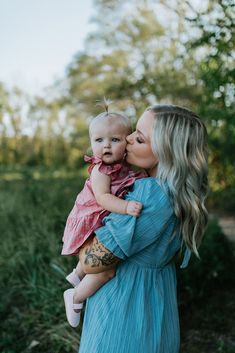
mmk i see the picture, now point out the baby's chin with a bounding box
[101,154,115,164]
[102,155,126,165]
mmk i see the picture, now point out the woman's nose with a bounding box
[126,132,134,144]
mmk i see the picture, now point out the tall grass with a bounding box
[0,175,86,353]
[0,173,234,353]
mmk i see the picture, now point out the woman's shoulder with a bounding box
[133,177,163,191]
[131,177,171,204]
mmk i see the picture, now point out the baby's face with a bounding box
[90,120,129,164]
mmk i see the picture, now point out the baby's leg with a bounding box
[73,268,116,304]
[66,261,86,287]
[75,261,86,280]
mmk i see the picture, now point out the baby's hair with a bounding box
[96,96,113,113]
[89,98,132,136]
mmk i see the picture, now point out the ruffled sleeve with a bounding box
[98,161,123,176]
[84,155,103,175]
[84,155,102,165]
[84,155,124,176]
[95,178,175,260]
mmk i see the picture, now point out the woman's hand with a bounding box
[79,237,120,274]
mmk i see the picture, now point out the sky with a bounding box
[0,0,94,94]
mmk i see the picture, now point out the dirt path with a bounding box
[217,216,235,242]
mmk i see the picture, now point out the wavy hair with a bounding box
[147,105,209,257]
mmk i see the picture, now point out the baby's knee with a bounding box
[106,268,116,280]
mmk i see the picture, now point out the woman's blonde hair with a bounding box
[147,104,209,257]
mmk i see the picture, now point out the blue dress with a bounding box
[78,178,190,353]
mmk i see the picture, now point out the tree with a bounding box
[66,0,202,120]
[0,83,28,164]
[187,0,235,189]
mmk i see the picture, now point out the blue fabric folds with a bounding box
[78,178,185,353]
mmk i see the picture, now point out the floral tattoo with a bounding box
[83,237,118,268]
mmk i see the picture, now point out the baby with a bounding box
[62,109,146,327]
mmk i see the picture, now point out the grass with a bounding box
[0,176,85,353]
[180,288,235,353]
[0,173,234,353]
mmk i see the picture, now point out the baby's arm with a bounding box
[91,165,142,216]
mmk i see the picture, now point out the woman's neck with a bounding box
[146,165,157,177]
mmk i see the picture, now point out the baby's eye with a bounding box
[95,138,103,142]
[112,137,120,142]
[136,136,143,144]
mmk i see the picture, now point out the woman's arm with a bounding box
[91,165,142,216]
[79,237,120,274]
[80,179,173,274]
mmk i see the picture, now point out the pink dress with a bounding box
[61,155,146,255]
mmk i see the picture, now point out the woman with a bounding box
[78,104,208,353]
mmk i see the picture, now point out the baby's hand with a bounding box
[126,201,143,216]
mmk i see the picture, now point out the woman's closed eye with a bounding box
[136,136,144,144]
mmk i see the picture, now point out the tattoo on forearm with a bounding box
[84,238,118,268]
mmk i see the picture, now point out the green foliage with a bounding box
[0,176,86,352]
[67,2,200,117]
[0,175,234,352]
[1,1,235,350]
[177,219,235,304]
[187,0,235,189]
[0,0,235,199]
[208,185,235,213]
[178,218,235,353]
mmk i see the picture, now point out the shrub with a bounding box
[177,218,235,304]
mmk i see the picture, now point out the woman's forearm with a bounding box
[79,237,120,274]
